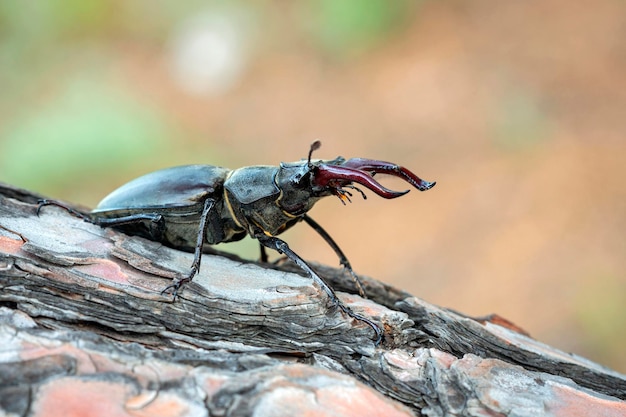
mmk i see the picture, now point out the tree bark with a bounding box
[1,182,625,417]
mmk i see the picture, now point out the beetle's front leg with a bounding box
[161,198,216,299]
[258,245,289,267]
[255,234,383,345]
[302,215,366,298]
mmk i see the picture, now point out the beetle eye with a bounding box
[292,171,311,188]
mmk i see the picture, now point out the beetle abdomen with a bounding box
[94,165,231,212]
[90,165,237,252]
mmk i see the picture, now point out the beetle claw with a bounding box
[312,154,434,201]
[341,158,436,192]
[314,164,409,199]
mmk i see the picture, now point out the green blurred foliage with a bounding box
[0,1,110,40]
[0,77,173,200]
[304,0,415,57]
[575,274,626,369]
[0,1,226,204]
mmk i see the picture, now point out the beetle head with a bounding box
[276,141,435,215]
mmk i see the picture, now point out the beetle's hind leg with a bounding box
[37,199,166,240]
[255,234,383,345]
[37,199,94,223]
[95,214,166,242]
[302,215,367,298]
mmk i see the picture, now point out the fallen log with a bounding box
[1,182,624,416]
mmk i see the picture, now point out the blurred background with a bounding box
[1,1,624,372]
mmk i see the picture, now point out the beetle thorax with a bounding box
[274,162,327,217]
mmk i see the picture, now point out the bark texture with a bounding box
[1,182,625,417]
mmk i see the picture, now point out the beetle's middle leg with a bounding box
[302,215,367,298]
[161,198,215,298]
[259,245,270,263]
[255,234,382,345]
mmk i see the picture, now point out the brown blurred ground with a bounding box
[1,1,625,371]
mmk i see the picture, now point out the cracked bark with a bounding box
[0,182,625,417]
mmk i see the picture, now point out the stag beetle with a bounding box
[38,141,435,344]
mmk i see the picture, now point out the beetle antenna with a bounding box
[308,140,322,168]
